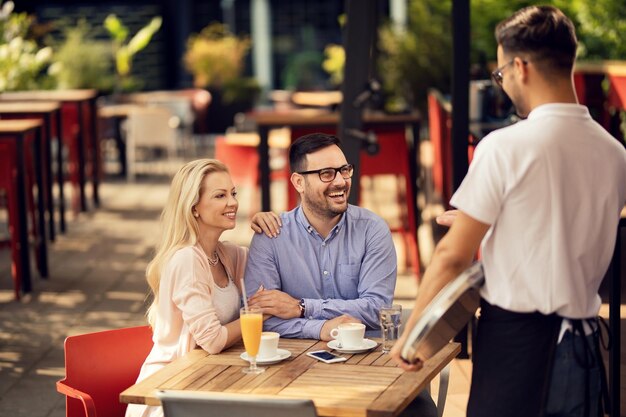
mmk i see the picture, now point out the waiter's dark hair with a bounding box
[289,133,342,173]
[495,5,577,75]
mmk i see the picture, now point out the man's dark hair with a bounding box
[289,133,342,172]
[495,5,577,75]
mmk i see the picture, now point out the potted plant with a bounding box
[0,0,53,91]
[183,22,260,133]
[104,14,162,93]
[48,19,114,92]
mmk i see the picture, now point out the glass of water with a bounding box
[379,304,402,354]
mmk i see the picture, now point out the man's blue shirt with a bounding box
[244,204,397,339]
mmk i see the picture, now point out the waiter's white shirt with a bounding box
[451,103,626,320]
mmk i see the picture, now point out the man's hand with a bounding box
[319,315,361,341]
[389,334,424,372]
[247,289,300,319]
[250,211,282,238]
[435,209,459,227]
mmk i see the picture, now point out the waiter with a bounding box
[391,5,626,417]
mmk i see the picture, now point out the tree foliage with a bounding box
[378,0,626,112]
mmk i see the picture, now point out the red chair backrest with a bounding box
[428,92,453,205]
[573,72,586,105]
[214,136,260,187]
[62,326,153,417]
[608,74,626,110]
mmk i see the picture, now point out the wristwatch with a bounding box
[298,298,306,318]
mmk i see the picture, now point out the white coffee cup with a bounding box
[257,331,280,359]
[330,323,366,349]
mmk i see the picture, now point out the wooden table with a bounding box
[121,339,459,417]
[0,101,65,238]
[0,90,99,212]
[245,109,421,218]
[0,119,47,294]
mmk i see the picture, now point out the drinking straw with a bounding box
[240,278,249,310]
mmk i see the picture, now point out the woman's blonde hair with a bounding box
[146,159,229,327]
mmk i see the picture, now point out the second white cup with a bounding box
[330,323,366,348]
[257,331,280,359]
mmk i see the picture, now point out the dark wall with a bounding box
[14,0,388,91]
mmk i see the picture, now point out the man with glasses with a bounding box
[244,132,397,341]
[392,5,626,417]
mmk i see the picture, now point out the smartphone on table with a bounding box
[306,350,347,363]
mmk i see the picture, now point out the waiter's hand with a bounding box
[248,289,300,319]
[320,315,361,341]
[390,334,424,372]
[436,210,459,227]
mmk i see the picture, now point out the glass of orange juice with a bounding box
[240,306,265,374]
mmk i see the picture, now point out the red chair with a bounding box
[215,135,261,214]
[607,74,626,141]
[428,91,453,206]
[56,326,153,417]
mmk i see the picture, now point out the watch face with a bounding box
[299,299,305,318]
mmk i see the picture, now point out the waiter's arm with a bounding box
[392,210,490,370]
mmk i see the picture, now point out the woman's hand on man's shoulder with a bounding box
[250,211,282,238]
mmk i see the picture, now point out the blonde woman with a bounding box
[126,159,277,417]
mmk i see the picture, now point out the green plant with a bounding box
[0,0,52,91]
[322,44,345,87]
[183,22,259,104]
[378,0,453,113]
[377,0,626,113]
[184,23,251,89]
[104,14,161,91]
[49,19,114,91]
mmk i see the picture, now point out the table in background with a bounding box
[0,90,99,212]
[0,119,47,294]
[0,101,65,237]
[121,339,458,417]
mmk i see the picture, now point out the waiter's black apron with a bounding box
[466,299,562,417]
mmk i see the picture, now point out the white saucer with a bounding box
[240,348,291,365]
[327,338,378,353]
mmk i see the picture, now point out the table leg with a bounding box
[76,102,87,212]
[409,121,421,231]
[259,126,271,212]
[44,114,55,241]
[56,109,67,233]
[14,135,32,293]
[33,127,49,278]
[89,99,100,207]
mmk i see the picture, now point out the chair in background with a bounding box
[607,74,626,142]
[427,90,453,207]
[158,390,318,417]
[124,106,178,181]
[56,326,153,417]
[215,130,290,215]
[360,128,420,274]
[214,134,261,215]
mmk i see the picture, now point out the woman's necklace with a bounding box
[207,251,219,267]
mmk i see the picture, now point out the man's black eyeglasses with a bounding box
[491,59,528,87]
[297,164,354,183]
